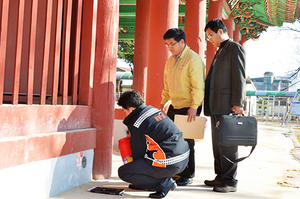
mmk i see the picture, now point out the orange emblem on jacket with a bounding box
[145,135,166,168]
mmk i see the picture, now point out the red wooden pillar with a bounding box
[233,23,240,42]
[92,0,119,180]
[132,0,150,100]
[240,34,247,46]
[185,0,206,60]
[206,0,223,76]
[79,0,97,106]
[0,0,10,104]
[146,0,178,107]
[224,14,233,39]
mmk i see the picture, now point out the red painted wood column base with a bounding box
[92,0,119,180]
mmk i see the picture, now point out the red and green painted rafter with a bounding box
[231,0,298,39]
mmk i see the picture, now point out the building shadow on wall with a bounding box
[49,107,94,197]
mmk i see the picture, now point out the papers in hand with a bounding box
[174,114,206,140]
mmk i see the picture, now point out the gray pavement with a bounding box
[49,122,300,199]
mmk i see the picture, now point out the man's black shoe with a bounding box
[213,183,237,192]
[129,184,147,190]
[149,178,176,198]
[176,178,193,186]
[204,179,222,187]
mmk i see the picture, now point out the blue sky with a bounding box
[245,21,300,79]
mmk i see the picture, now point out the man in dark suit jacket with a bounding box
[203,18,246,193]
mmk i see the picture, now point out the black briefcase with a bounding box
[219,114,257,163]
[220,115,257,146]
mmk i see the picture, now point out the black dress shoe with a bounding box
[204,179,222,187]
[176,178,193,186]
[129,184,147,190]
[213,183,237,192]
[149,178,176,198]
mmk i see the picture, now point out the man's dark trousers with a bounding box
[118,158,186,191]
[211,115,238,186]
[167,105,202,179]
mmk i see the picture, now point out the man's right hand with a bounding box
[187,108,197,123]
[232,105,244,115]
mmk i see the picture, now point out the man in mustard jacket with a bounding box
[159,28,205,186]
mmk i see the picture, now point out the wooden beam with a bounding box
[52,0,64,105]
[12,0,25,105]
[72,0,83,105]
[40,0,53,105]
[0,0,10,105]
[27,0,39,105]
[62,0,73,105]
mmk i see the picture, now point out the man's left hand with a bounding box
[187,108,197,123]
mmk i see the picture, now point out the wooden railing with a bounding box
[0,0,85,105]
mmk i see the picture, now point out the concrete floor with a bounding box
[49,122,300,199]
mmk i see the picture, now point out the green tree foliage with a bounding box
[118,40,134,66]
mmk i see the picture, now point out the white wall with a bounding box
[113,119,128,148]
[0,150,94,199]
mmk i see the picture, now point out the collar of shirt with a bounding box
[123,104,147,125]
[212,40,228,66]
[219,39,229,49]
[172,45,186,62]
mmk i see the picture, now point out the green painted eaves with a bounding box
[119,0,299,40]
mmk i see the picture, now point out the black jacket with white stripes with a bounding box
[123,104,189,169]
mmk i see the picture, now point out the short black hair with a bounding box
[117,90,144,109]
[204,18,228,34]
[163,28,186,43]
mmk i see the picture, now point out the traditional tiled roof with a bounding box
[231,0,298,40]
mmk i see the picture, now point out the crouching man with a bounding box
[118,90,189,198]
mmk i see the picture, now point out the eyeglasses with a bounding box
[206,32,215,41]
[165,41,178,47]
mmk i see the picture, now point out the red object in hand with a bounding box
[118,137,133,164]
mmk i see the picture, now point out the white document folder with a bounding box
[174,115,206,140]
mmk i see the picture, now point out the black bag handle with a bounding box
[221,146,256,178]
[222,145,256,164]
